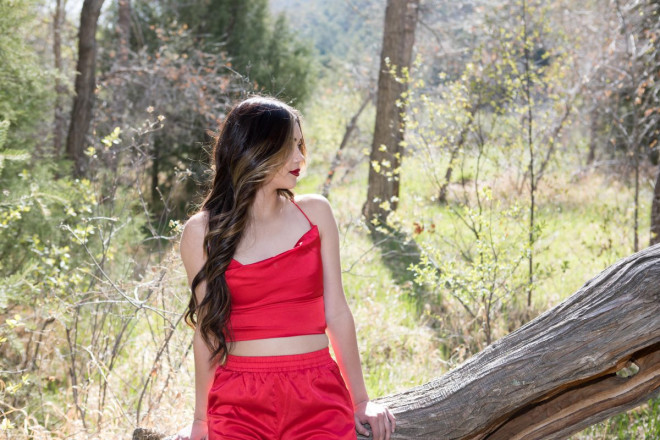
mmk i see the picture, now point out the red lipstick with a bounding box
[289,169,300,176]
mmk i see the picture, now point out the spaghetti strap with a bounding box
[291,199,314,226]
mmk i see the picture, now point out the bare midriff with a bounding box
[229,333,329,357]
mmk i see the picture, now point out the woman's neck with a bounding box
[251,187,285,223]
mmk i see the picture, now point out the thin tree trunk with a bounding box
[437,144,460,205]
[106,0,131,179]
[117,0,131,67]
[438,108,476,204]
[322,92,373,199]
[53,0,66,159]
[66,0,105,177]
[634,144,640,251]
[522,0,535,308]
[362,0,419,225]
[151,138,160,204]
[535,90,579,183]
[587,106,598,165]
[651,166,660,246]
[614,0,641,252]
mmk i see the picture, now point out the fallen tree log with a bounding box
[133,244,660,440]
[369,243,660,439]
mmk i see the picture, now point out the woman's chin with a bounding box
[285,175,299,189]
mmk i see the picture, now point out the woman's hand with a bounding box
[354,400,396,440]
[174,419,208,440]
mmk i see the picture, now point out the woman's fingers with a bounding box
[355,414,371,436]
[366,411,391,440]
[372,414,384,440]
[355,401,396,439]
[388,407,396,433]
[382,412,393,440]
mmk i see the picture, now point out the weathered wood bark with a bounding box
[651,166,660,246]
[132,245,660,440]
[362,0,419,225]
[66,0,105,177]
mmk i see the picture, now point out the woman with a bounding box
[178,96,395,440]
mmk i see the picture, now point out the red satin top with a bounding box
[223,199,327,342]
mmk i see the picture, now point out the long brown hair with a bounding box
[185,96,306,364]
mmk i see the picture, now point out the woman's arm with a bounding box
[301,195,395,440]
[178,213,217,440]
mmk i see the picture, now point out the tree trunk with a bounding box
[133,244,660,440]
[53,0,66,159]
[651,167,660,246]
[587,106,598,165]
[151,138,160,205]
[362,0,419,225]
[117,0,131,67]
[634,142,640,252]
[438,109,475,204]
[66,0,105,177]
[106,0,131,177]
[521,0,536,309]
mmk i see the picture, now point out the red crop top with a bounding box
[222,199,327,342]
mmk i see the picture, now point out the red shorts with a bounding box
[207,347,357,440]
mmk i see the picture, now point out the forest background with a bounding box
[0,0,659,438]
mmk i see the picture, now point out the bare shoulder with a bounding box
[294,194,337,235]
[181,211,208,248]
[179,211,209,283]
[295,194,334,220]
